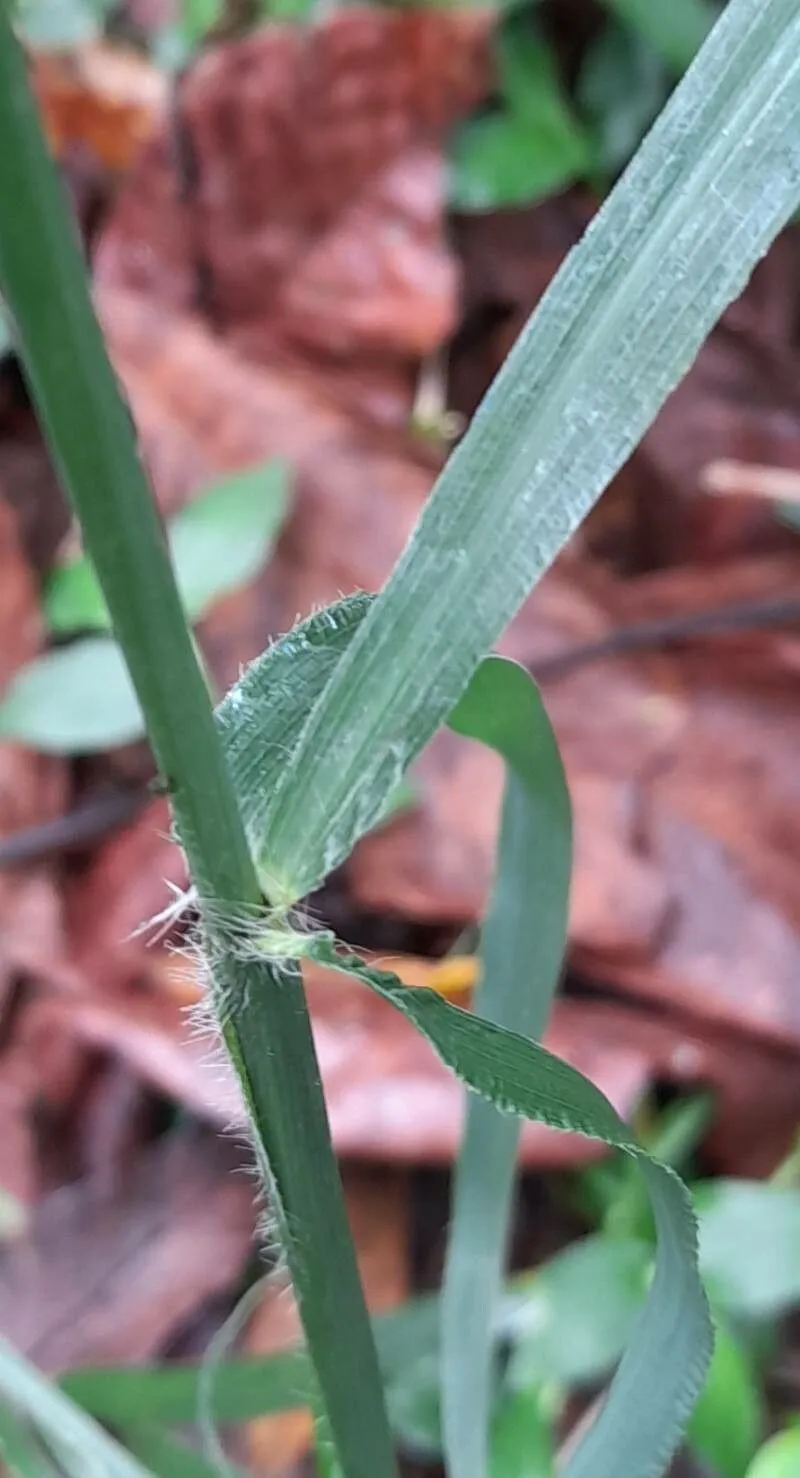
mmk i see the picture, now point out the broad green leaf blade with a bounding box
[599,0,719,72]
[441,658,571,1478]
[0,639,144,752]
[253,0,800,905]
[168,459,290,624]
[386,1353,443,1459]
[694,1180,800,1319]
[309,937,712,1478]
[746,1429,800,1478]
[0,1336,154,1478]
[686,1321,762,1478]
[489,1389,553,1478]
[44,460,290,637]
[451,111,588,211]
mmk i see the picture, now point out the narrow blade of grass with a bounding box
[440,658,571,1478]
[61,1352,310,1429]
[252,0,800,905]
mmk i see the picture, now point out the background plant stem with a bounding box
[0,18,396,1478]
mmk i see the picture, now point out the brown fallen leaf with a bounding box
[31,43,166,174]
[0,1126,255,1371]
[66,795,186,994]
[96,10,491,369]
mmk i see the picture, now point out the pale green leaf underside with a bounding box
[248,0,800,906]
[217,598,712,1478]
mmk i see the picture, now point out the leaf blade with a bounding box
[310,939,712,1478]
[256,0,800,904]
[441,658,571,1478]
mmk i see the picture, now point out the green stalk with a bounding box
[0,19,395,1478]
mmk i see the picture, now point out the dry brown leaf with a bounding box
[0,1127,254,1371]
[66,795,186,993]
[96,10,491,371]
[31,43,166,173]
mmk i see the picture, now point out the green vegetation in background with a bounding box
[451,13,593,210]
[13,0,722,204]
[0,459,290,752]
[52,1164,800,1476]
[454,0,722,212]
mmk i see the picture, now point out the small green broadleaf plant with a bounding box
[746,1426,800,1478]
[0,460,290,753]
